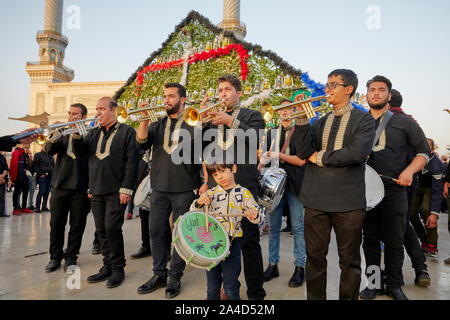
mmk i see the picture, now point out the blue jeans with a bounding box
[36,176,51,210]
[27,175,36,208]
[206,239,241,300]
[269,191,306,267]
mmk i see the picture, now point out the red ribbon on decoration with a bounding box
[136,44,249,91]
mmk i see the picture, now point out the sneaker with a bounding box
[21,208,34,214]
[427,245,439,258]
[126,213,133,220]
[34,208,41,213]
[42,207,50,212]
[91,244,101,255]
[13,209,22,215]
[27,205,35,210]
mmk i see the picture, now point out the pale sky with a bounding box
[0,0,449,155]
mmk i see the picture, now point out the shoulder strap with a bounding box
[373,110,393,148]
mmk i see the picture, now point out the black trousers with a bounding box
[139,209,151,251]
[304,207,364,300]
[91,193,127,271]
[0,183,6,215]
[362,186,407,290]
[403,185,427,271]
[49,188,90,261]
[149,190,194,280]
[13,177,28,209]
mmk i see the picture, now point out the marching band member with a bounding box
[73,97,139,288]
[360,75,430,300]
[44,103,90,273]
[295,69,375,300]
[191,158,262,300]
[135,83,202,299]
[258,99,307,287]
[202,74,266,300]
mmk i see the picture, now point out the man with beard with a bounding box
[294,69,375,300]
[360,76,430,300]
[73,97,139,288]
[200,74,266,300]
[135,83,202,299]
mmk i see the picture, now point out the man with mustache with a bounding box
[73,97,139,289]
[135,83,202,299]
[360,75,430,300]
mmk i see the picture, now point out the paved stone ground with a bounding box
[1,191,449,300]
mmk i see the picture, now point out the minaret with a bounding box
[218,0,246,40]
[26,0,74,83]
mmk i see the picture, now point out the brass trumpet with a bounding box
[116,105,166,123]
[261,95,329,121]
[183,99,226,126]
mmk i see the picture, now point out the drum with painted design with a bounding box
[172,211,230,270]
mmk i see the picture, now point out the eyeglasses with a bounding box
[326,82,348,90]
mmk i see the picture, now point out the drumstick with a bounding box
[379,174,399,183]
[205,205,209,233]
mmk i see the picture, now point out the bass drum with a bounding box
[172,211,230,270]
[365,164,384,211]
[134,175,152,211]
[258,167,287,213]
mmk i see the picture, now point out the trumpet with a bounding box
[183,99,226,127]
[49,118,98,141]
[116,105,166,123]
[261,95,329,121]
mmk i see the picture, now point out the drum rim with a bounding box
[365,164,385,209]
[176,211,231,262]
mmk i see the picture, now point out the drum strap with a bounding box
[373,110,393,149]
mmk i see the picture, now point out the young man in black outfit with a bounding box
[44,103,91,273]
[74,97,139,288]
[136,83,202,299]
[360,76,430,300]
[201,74,266,300]
[295,69,375,300]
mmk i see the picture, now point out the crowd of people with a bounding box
[0,70,449,301]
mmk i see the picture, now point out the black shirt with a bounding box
[204,107,265,196]
[136,115,202,193]
[74,122,138,196]
[368,112,430,187]
[265,124,305,195]
[0,136,16,152]
[296,105,375,212]
[32,150,54,178]
[45,135,89,192]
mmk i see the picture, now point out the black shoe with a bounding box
[27,206,35,210]
[263,264,279,282]
[106,270,125,288]
[288,266,305,287]
[137,274,167,295]
[0,214,10,217]
[87,267,112,283]
[386,288,408,300]
[359,287,377,300]
[42,207,50,212]
[63,259,77,272]
[91,244,101,255]
[34,209,41,213]
[165,277,181,299]
[415,270,431,287]
[130,247,151,259]
[45,259,61,273]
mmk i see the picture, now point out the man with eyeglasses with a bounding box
[295,69,375,300]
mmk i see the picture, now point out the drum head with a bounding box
[134,175,151,207]
[177,211,230,261]
[365,165,385,210]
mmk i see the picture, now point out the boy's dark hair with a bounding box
[389,89,403,108]
[164,83,186,98]
[366,75,392,92]
[328,69,358,97]
[70,103,88,116]
[218,74,242,92]
[205,163,234,176]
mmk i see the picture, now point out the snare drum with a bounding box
[172,211,230,270]
[134,175,152,211]
[258,167,287,213]
[365,164,384,211]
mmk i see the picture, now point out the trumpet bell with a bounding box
[260,102,273,122]
[36,135,46,145]
[116,106,128,119]
[183,106,200,126]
